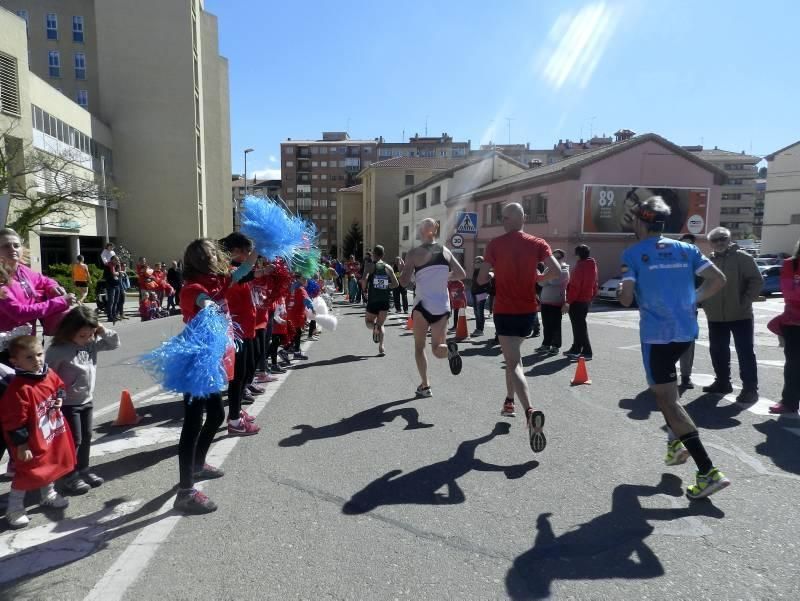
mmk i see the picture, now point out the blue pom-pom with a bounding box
[240,197,306,260]
[306,279,321,298]
[140,305,232,398]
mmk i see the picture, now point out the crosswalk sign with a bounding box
[455,212,478,236]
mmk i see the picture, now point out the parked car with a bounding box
[760,265,781,296]
[756,257,780,268]
[597,276,623,302]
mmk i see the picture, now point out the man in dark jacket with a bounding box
[700,227,763,403]
[166,261,183,312]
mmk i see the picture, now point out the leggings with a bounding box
[270,334,281,365]
[178,393,225,489]
[227,338,256,421]
[254,327,268,372]
[62,403,94,473]
[292,328,303,352]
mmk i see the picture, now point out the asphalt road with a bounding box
[1,296,798,601]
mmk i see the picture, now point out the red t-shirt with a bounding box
[225,279,257,340]
[485,230,552,314]
[179,273,231,323]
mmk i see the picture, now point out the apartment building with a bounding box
[1,7,115,269]
[335,183,363,258]
[478,130,627,167]
[761,140,800,254]
[376,132,470,161]
[685,146,760,240]
[0,0,232,263]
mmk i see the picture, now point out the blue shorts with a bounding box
[642,342,692,385]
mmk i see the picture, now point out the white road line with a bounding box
[93,385,163,419]
[83,341,310,601]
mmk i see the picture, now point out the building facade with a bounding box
[1,0,232,264]
[335,183,362,259]
[761,141,800,255]
[231,176,281,230]
[376,132,470,160]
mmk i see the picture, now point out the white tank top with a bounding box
[413,243,450,314]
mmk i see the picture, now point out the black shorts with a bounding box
[413,303,449,324]
[74,281,88,288]
[494,313,536,338]
[642,342,692,385]
[366,301,391,315]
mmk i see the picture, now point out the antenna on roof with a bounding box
[425,116,428,136]
[505,117,514,145]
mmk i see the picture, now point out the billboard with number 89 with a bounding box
[581,185,709,235]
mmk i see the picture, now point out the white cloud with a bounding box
[251,166,281,179]
[268,155,277,163]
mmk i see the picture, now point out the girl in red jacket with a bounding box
[563,244,599,361]
[287,274,311,360]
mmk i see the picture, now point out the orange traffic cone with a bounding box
[570,357,592,386]
[113,389,141,426]
[405,315,414,330]
[455,313,470,340]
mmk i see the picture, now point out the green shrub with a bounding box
[45,263,107,303]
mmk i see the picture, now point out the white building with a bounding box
[761,141,800,255]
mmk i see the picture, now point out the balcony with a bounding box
[297,160,311,172]
[297,147,311,158]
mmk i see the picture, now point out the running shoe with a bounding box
[40,491,69,509]
[62,474,91,495]
[527,409,546,453]
[664,440,690,466]
[471,329,483,337]
[228,418,260,436]
[769,403,798,414]
[535,345,551,353]
[81,470,104,487]
[415,385,432,398]
[278,349,291,363]
[293,352,309,360]
[173,488,218,514]
[240,408,257,423]
[563,349,580,359]
[501,399,516,417]
[6,510,29,529]
[686,468,730,500]
[447,341,462,375]
[241,391,256,405]
[271,364,287,374]
[247,384,266,395]
[372,325,381,343]
[548,347,560,356]
[193,463,225,480]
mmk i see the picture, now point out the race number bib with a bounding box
[373,275,389,290]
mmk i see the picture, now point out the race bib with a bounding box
[373,275,389,290]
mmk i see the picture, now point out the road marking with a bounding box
[90,424,184,458]
[93,385,163,419]
[83,340,311,601]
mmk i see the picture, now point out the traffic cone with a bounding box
[113,389,141,426]
[405,315,414,330]
[570,357,592,386]
[455,313,470,340]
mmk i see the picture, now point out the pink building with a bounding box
[445,133,728,283]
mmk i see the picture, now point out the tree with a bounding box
[758,166,767,179]
[1,120,120,239]
[342,221,363,259]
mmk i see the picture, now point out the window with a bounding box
[286,187,294,193]
[405,174,414,186]
[312,161,318,167]
[74,53,86,79]
[331,200,337,207]
[312,174,318,180]
[76,90,88,107]
[402,226,409,240]
[320,146,328,154]
[312,187,319,193]
[312,199,320,207]
[73,16,84,42]
[320,161,327,167]
[48,51,61,78]
[0,51,22,117]
[484,204,493,225]
[329,147,337,153]
[285,160,294,167]
[403,197,409,214]
[791,214,800,225]
[321,174,328,180]
[721,193,742,200]
[319,199,328,207]
[46,13,58,39]
[416,192,427,210]
[16,10,29,34]
[432,186,441,205]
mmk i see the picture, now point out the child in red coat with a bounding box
[1,336,74,528]
[287,275,311,360]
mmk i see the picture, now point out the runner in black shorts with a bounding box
[363,245,398,356]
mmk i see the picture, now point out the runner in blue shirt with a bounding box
[618,195,730,500]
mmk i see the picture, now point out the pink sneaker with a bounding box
[239,409,256,423]
[228,418,260,436]
[769,403,798,415]
[253,372,272,384]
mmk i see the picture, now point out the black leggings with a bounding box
[292,328,302,352]
[227,338,256,421]
[178,393,225,489]
[62,403,93,473]
[254,327,267,372]
[270,334,281,365]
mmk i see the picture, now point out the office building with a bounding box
[761,140,800,254]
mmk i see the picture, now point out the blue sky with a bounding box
[207,0,799,178]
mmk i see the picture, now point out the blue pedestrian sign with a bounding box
[455,212,478,236]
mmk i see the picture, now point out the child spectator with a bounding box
[1,336,74,528]
[46,306,120,495]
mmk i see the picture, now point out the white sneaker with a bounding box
[40,491,69,509]
[6,509,29,529]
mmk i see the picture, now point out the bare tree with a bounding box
[0,119,120,239]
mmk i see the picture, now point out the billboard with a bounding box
[582,185,709,235]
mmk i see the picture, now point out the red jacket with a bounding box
[287,285,309,328]
[225,279,257,340]
[0,369,76,490]
[567,258,598,304]
[179,273,232,323]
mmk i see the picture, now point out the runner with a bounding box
[618,195,731,499]
[476,203,560,453]
[362,245,398,356]
[399,218,466,397]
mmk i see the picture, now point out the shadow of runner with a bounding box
[681,394,744,430]
[342,422,538,514]
[753,416,800,475]
[279,397,432,447]
[524,357,573,377]
[505,474,725,600]
[619,389,658,421]
[287,354,371,370]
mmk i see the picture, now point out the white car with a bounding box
[597,276,623,302]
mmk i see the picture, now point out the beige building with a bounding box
[761,140,800,254]
[0,0,232,263]
[397,152,527,259]
[1,8,116,269]
[335,183,363,258]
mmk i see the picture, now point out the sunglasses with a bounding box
[710,236,729,243]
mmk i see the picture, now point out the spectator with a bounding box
[563,244,598,361]
[103,256,124,324]
[117,261,130,320]
[167,260,184,311]
[537,249,570,355]
[678,233,701,389]
[701,226,763,403]
[470,256,491,336]
[766,243,800,414]
[100,243,116,267]
[392,257,409,313]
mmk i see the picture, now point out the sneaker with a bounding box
[447,326,457,333]
[241,391,256,405]
[702,380,733,395]
[263,373,279,382]
[563,349,580,359]
[240,408,257,423]
[664,440,690,466]
[63,474,91,495]
[447,341,462,375]
[527,409,547,453]
[579,354,593,361]
[278,349,291,363]
[768,402,798,415]
[679,377,695,390]
[81,471,104,487]
[501,399,516,417]
[471,329,483,337]
[271,364,287,374]
[228,418,260,436]
[6,510,29,529]
[415,385,432,398]
[247,384,266,395]
[253,372,271,384]
[40,491,69,509]
[686,468,731,500]
[736,388,759,404]
[173,488,218,514]
[193,463,225,480]
[531,329,541,338]
[548,347,560,356]
[535,345,550,353]
[293,352,309,360]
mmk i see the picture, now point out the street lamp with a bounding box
[243,148,255,198]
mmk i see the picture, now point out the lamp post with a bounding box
[242,148,254,231]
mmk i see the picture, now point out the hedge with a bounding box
[45,263,138,303]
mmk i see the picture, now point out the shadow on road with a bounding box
[753,416,800,475]
[619,389,657,420]
[279,397,432,447]
[620,389,744,430]
[287,354,371,370]
[525,356,573,377]
[505,473,725,599]
[342,422,538,514]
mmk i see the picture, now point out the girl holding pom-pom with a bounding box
[174,238,257,514]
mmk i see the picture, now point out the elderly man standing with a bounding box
[701,227,763,403]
